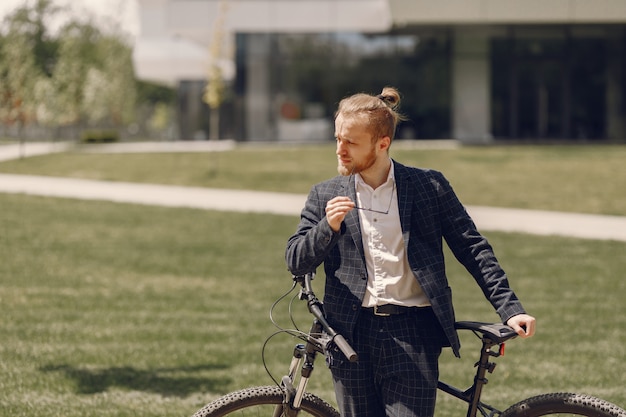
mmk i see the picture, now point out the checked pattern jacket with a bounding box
[285,160,526,357]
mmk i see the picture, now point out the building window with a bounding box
[492,26,609,141]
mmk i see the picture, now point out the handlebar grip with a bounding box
[334,334,358,362]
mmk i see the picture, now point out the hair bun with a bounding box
[377,87,400,110]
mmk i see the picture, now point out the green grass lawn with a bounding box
[1,143,625,416]
[1,192,625,417]
[0,143,624,215]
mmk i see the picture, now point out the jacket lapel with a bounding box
[393,161,414,249]
[341,175,365,260]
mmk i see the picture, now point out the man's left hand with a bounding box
[507,314,536,338]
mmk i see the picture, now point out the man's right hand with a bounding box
[325,196,355,232]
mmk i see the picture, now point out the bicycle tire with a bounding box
[191,385,340,417]
[501,392,626,417]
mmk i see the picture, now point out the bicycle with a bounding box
[191,272,626,417]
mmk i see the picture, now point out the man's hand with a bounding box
[326,196,355,232]
[507,314,536,338]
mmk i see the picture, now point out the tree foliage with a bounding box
[0,29,41,127]
[0,0,136,132]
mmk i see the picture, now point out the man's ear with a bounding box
[379,136,391,152]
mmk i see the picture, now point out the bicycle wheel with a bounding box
[191,385,339,417]
[501,392,626,417]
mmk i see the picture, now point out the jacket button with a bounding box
[352,304,358,311]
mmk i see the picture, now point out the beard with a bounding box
[337,144,377,176]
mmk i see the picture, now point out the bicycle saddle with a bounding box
[455,321,518,343]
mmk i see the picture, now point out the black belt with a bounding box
[362,304,428,317]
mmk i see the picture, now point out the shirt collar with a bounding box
[355,159,395,190]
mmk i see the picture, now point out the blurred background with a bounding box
[2,0,626,144]
[1,3,625,416]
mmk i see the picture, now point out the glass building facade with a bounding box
[234,25,626,142]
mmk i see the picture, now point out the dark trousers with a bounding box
[329,307,445,417]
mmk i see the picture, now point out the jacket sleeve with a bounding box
[285,185,341,276]
[434,171,526,323]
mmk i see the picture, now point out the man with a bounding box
[285,87,536,417]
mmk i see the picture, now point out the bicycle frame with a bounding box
[275,320,325,417]
[195,274,625,417]
[437,332,507,417]
[279,323,509,417]
[278,274,514,417]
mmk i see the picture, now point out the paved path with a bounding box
[0,141,73,162]
[2,173,625,242]
[0,173,304,216]
[0,140,235,161]
[1,142,625,242]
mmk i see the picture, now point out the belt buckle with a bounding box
[374,305,391,317]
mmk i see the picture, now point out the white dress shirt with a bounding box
[356,162,430,308]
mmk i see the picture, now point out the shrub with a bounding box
[80,129,120,143]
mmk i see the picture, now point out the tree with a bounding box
[51,22,94,127]
[0,0,137,140]
[96,34,136,126]
[203,0,229,140]
[80,30,136,127]
[0,0,54,133]
[0,29,42,158]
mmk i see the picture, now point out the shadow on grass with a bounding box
[40,363,232,397]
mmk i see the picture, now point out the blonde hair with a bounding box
[335,86,405,142]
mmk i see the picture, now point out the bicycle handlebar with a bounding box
[294,273,358,362]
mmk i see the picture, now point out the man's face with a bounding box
[334,113,378,176]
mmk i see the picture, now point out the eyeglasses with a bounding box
[349,174,395,215]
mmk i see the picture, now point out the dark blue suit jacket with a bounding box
[285,160,526,357]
